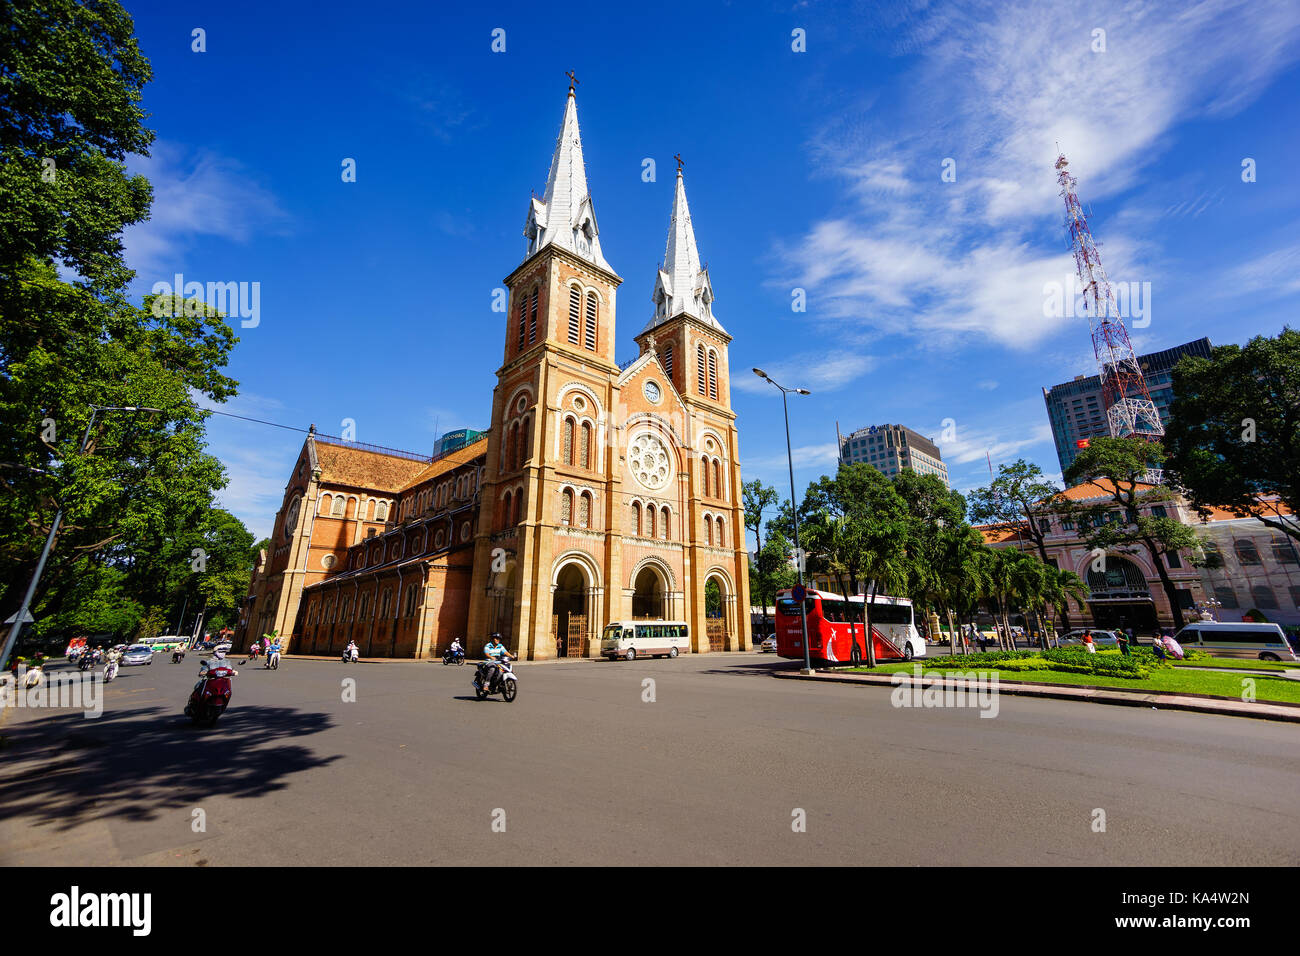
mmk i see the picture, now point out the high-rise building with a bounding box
[839,423,949,487]
[1043,337,1213,473]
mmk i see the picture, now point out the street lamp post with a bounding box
[753,369,815,675]
[0,405,164,672]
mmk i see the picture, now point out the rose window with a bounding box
[629,434,671,491]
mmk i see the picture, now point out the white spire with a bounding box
[523,88,612,272]
[644,167,723,334]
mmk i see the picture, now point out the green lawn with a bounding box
[1172,657,1297,673]
[847,659,1300,704]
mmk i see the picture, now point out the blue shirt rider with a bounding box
[479,635,509,688]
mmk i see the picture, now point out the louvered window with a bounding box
[517,296,526,349]
[563,418,574,465]
[578,493,590,528]
[708,349,718,400]
[585,293,597,350]
[529,289,538,343]
[568,287,581,344]
[580,422,591,468]
[697,345,706,394]
[561,490,573,525]
[663,344,673,376]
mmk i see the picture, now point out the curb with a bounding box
[772,670,1300,723]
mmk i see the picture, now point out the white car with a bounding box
[759,636,777,653]
[121,644,154,666]
[1061,629,1122,646]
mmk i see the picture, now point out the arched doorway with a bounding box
[553,561,590,657]
[632,567,665,619]
[704,575,729,651]
[1085,554,1158,632]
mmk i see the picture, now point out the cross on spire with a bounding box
[566,70,579,93]
[674,153,684,173]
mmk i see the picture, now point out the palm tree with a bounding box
[1043,567,1089,646]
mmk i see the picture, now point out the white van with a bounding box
[1173,622,1298,662]
[600,621,689,660]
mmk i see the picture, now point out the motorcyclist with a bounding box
[448,637,464,660]
[476,634,509,690]
[249,640,261,660]
[266,635,282,667]
[346,640,359,662]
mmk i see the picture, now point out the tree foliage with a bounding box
[1164,328,1300,544]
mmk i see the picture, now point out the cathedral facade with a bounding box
[235,86,751,659]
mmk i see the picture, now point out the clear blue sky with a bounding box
[119,0,1300,540]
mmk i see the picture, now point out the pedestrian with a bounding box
[1116,629,1130,656]
[1082,629,1096,655]
[1151,635,1167,661]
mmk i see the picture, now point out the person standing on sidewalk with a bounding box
[1116,630,1130,655]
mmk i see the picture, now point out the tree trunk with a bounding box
[864,585,878,668]
[945,607,957,656]
[1144,538,1187,629]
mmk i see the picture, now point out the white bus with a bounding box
[1173,622,1297,662]
[600,621,689,661]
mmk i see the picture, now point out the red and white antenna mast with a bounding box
[1056,153,1163,442]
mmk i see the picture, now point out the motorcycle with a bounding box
[442,646,465,666]
[171,648,186,663]
[472,655,518,702]
[265,650,280,670]
[185,662,236,727]
[104,658,119,682]
[342,646,359,663]
[78,654,95,672]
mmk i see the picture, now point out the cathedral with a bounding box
[234,84,752,660]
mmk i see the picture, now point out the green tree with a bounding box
[0,2,242,646]
[1063,437,1204,630]
[1164,328,1300,545]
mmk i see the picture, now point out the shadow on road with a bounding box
[0,703,339,832]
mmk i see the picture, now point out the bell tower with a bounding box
[469,80,623,658]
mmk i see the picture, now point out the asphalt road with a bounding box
[1,652,1297,866]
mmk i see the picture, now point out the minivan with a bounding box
[1173,622,1298,662]
[600,621,689,660]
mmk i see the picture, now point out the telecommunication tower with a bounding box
[1056,153,1163,442]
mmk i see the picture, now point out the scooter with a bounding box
[103,658,119,683]
[472,655,518,702]
[171,648,186,663]
[342,646,359,663]
[442,646,465,666]
[185,662,236,727]
[265,650,280,670]
[78,654,95,672]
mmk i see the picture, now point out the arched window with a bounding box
[1252,585,1279,609]
[1272,536,1299,565]
[716,517,725,547]
[561,489,574,525]
[520,415,531,464]
[708,349,718,400]
[375,501,388,521]
[508,422,519,472]
[580,421,592,469]
[1234,539,1261,565]
[632,502,642,535]
[502,491,512,529]
[585,293,598,351]
[646,505,656,538]
[1214,586,1239,609]
[663,344,673,376]
[513,489,523,525]
[697,344,706,394]
[517,295,526,350]
[529,289,538,343]
[332,496,346,517]
[712,459,721,498]
[701,456,710,497]
[579,492,591,528]
[563,418,575,466]
[705,516,713,546]
[660,507,670,540]
[366,499,375,520]
[568,286,581,344]
[435,529,444,549]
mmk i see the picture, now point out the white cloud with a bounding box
[734,351,878,394]
[123,142,289,284]
[778,0,1300,350]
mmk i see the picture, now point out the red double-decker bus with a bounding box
[775,588,926,664]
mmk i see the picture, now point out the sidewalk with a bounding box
[773,668,1300,723]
